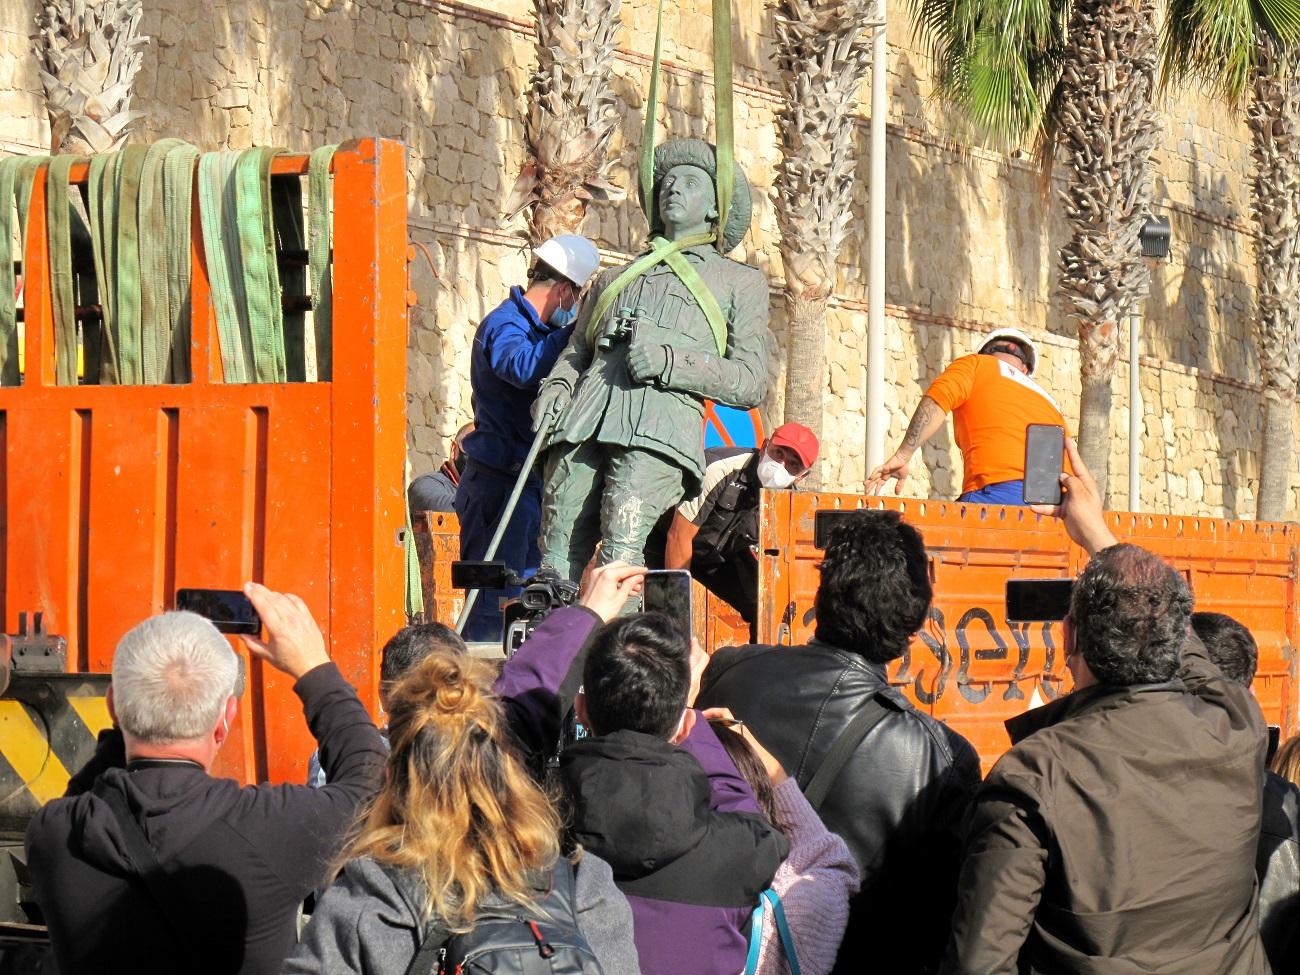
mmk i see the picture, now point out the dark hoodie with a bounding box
[561,730,787,974]
[493,606,788,975]
[24,662,385,975]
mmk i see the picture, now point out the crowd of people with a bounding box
[20,437,1300,975]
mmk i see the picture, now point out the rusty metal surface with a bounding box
[1,139,408,788]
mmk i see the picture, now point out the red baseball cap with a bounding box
[768,422,819,469]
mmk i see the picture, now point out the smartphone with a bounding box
[1023,423,1066,506]
[1005,579,1074,623]
[642,569,693,636]
[176,588,262,635]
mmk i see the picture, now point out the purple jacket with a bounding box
[495,606,787,973]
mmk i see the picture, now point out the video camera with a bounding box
[451,560,580,655]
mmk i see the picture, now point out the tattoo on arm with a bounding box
[904,398,942,448]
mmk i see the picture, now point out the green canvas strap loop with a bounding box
[308,145,337,382]
[138,138,193,384]
[0,156,46,385]
[403,460,425,621]
[162,142,200,382]
[712,0,734,251]
[46,153,87,386]
[88,152,119,382]
[199,150,252,382]
[235,147,287,384]
[111,145,149,385]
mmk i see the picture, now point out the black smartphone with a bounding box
[1023,423,1066,506]
[1005,579,1074,623]
[642,569,693,636]
[176,588,261,635]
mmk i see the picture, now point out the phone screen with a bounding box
[176,588,262,635]
[1005,579,1074,623]
[1023,424,1066,506]
[642,570,693,636]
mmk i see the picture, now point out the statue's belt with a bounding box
[586,232,728,358]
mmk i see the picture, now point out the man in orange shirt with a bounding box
[866,328,1069,505]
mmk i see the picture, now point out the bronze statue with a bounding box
[530,138,771,581]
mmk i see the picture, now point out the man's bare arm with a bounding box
[865,396,948,495]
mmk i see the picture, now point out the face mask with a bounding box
[757,454,798,490]
[550,287,578,328]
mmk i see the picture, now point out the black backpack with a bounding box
[402,858,604,975]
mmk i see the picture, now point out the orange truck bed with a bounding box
[0,139,408,821]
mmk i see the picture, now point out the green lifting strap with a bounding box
[234,147,287,384]
[586,232,727,357]
[308,145,337,382]
[624,0,736,359]
[138,138,196,384]
[198,150,253,382]
[0,156,47,386]
[46,153,86,386]
[712,0,735,250]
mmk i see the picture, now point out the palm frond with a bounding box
[1161,0,1300,104]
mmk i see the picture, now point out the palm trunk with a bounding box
[1258,391,1296,521]
[1248,33,1300,521]
[782,289,829,485]
[1055,0,1161,503]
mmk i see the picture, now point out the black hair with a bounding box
[381,622,467,686]
[582,613,690,739]
[1191,611,1258,687]
[1071,544,1192,686]
[814,510,932,664]
[527,261,569,286]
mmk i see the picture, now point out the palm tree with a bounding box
[908,0,1164,501]
[1160,3,1300,519]
[36,0,149,155]
[772,0,876,475]
[505,0,625,245]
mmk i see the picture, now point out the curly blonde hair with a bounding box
[340,652,562,930]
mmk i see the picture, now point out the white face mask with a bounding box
[757,454,798,490]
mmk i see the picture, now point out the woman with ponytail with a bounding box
[285,651,640,974]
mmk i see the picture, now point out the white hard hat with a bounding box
[532,235,600,288]
[979,327,1039,375]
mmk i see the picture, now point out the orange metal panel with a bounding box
[2,140,406,787]
[759,493,1299,772]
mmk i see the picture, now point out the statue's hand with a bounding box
[531,380,571,432]
[627,335,670,385]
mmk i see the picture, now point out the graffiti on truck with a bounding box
[892,606,1066,706]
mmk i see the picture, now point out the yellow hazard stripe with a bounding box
[68,695,113,736]
[0,700,70,803]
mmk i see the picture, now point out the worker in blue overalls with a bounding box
[455,235,600,641]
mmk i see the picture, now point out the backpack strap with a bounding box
[744,888,801,975]
[403,916,450,975]
[801,695,890,811]
[90,779,200,953]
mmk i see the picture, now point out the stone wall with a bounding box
[0,0,1281,517]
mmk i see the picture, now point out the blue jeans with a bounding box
[958,479,1028,506]
[454,459,542,642]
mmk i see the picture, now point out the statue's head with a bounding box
[647,138,752,254]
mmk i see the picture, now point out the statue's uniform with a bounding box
[538,243,770,581]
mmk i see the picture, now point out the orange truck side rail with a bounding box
[759,492,1299,769]
[0,138,408,789]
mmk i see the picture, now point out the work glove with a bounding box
[532,380,571,432]
[627,335,670,386]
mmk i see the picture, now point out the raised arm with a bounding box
[864,396,946,496]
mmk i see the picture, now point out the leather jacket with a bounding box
[1258,770,1300,973]
[698,640,981,975]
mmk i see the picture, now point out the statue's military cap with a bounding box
[647,138,753,255]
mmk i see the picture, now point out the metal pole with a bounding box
[1128,307,1141,512]
[453,415,555,635]
[865,1,888,473]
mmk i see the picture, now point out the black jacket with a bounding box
[698,640,981,974]
[25,663,386,975]
[559,729,788,974]
[1258,769,1300,972]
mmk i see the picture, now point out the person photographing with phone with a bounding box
[865,328,1071,506]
